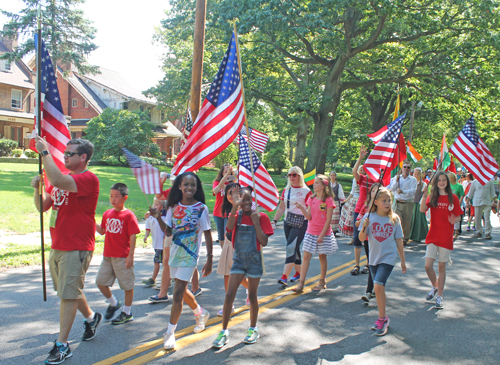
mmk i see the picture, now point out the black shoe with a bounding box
[105,300,122,320]
[44,341,72,364]
[82,312,102,341]
[111,311,134,325]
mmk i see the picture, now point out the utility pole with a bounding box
[190,0,207,121]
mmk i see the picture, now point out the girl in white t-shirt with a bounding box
[359,187,407,337]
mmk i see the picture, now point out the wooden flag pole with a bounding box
[36,7,47,302]
[190,0,207,121]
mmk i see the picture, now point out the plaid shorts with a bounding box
[154,249,163,264]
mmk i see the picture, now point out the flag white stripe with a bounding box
[44,100,68,127]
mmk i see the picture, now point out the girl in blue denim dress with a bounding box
[212,187,274,348]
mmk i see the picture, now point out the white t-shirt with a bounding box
[166,202,211,267]
[145,215,166,250]
[360,212,403,266]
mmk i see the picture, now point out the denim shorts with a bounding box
[369,263,394,286]
[230,251,263,278]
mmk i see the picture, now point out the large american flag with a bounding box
[122,148,161,194]
[180,107,193,149]
[450,116,499,185]
[29,34,70,173]
[238,126,269,153]
[238,135,279,212]
[363,114,406,185]
[171,32,245,175]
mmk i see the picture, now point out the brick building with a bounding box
[0,32,35,148]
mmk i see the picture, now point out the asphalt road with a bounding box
[1,217,499,365]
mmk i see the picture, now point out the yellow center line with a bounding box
[94,257,366,365]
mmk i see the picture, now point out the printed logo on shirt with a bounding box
[437,202,450,209]
[371,222,394,242]
[106,218,123,234]
[319,203,327,211]
[51,188,69,207]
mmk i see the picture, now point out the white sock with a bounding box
[106,294,118,307]
[249,326,258,331]
[123,305,132,315]
[167,322,177,334]
[85,312,95,322]
[222,329,229,335]
[193,305,202,316]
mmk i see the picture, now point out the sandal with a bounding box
[292,281,305,293]
[350,266,360,275]
[312,279,326,291]
[361,265,369,274]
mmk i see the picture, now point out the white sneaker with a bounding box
[193,308,210,333]
[163,331,175,349]
[435,295,444,309]
[361,293,371,302]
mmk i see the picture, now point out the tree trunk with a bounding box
[294,116,310,170]
[288,138,294,164]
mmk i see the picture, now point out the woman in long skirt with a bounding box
[409,167,428,242]
[338,176,360,243]
[329,171,345,235]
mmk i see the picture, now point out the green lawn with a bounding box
[0,162,353,235]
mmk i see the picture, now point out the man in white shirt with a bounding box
[388,161,418,244]
[466,178,496,240]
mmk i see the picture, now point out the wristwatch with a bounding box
[272,219,277,224]
[40,150,49,156]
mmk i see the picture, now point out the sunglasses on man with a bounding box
[63,151,84,158]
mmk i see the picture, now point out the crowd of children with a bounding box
[86,163,473,355]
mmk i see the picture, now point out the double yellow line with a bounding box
[94,257,366,365]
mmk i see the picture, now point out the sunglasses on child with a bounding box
[288,173,298,178]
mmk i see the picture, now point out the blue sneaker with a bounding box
[290,272,300,282]
[45,341,72,364]
[212,330,229,348]
[277,275,288,285]
[243,328,259,344]
[149,294,169,303]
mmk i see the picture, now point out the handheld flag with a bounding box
[303,168,316,186]
[406,141,423,162]
[180,106,193,149]
[393,93,400,121]
[238,136,279,211]
[449,116,499,185]
[122,148,161,194]
[363,114,406,186]
[238,126,269,153]
[172,32,245,175]
[438,134,451,171]
[29,34,70,174]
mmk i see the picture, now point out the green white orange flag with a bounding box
[439,134,451,171]
[406,140,423,162]
[304,168,316,186]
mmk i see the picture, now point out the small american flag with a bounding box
[238,136,279,212]
[450,116,499,185]
[363,114,406,185]
[238,126,269,153]
[122,148,161,194]
[180,107,193,149]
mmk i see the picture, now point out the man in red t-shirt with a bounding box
[32,136,100,364]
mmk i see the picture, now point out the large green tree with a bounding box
[85,108,158,165]
[1,0,98,75]
[151,0,500,172]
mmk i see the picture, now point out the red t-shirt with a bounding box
[228,211,274,251]
[160,188,171,200]
[213,181,229,217]
[425,194,463,250]
[101,209,141,258]
[48,171,99,251]
[355,175,375,213]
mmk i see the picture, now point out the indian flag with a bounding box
[439,134,451,171]
[304,168,316,186]
[406,140,423,162]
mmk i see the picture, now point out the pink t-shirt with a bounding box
[306,196,335,236]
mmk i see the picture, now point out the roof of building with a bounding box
[69,119,90,126]
[65,72,107,114]
[78,67,157,105]
[0,40,35,90]
[153,121,182,138]
[0,108,34,120]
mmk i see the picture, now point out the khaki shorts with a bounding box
[96,257,135,291]
[425,243,452,263]
[49,249,93,300]
[163,235,172,249]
